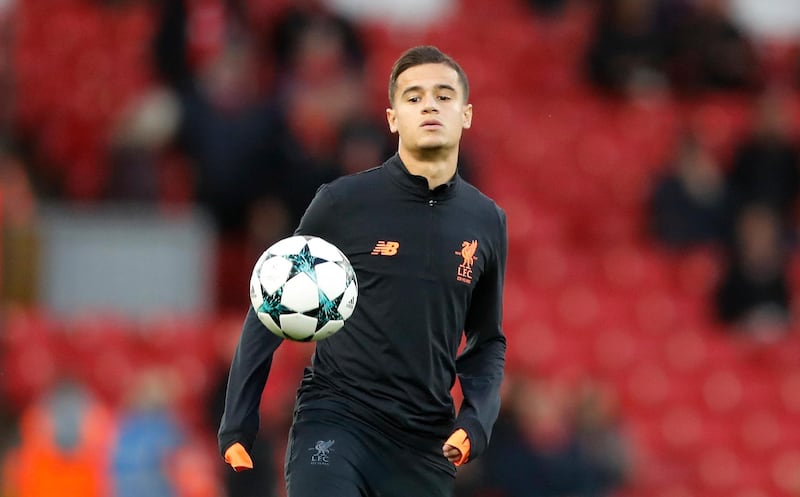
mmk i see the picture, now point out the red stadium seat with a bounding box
[779,370,800,416]
[770,449,800,496]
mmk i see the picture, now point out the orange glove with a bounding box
[224,442,253,471]
[442,428,471,467]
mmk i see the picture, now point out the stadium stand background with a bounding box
[2,0,800,496]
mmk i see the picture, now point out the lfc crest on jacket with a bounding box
[454,240,478,284]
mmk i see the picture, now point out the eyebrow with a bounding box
[400,84,458,97]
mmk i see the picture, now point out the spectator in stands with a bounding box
[271,0,365,77]
[153,0,283,235]
[663,0,762,95]
[335,117,393,175]
[105,88,182,202]
[571,379,630,495]
[110,368,187,497]
[265,10,365,225]
[153,0,368,235]
[715,203,792,339]
[648,130,731,249]
[726,87,800,231]
[466,376,629,497]
[2,380,115,497]
[584,0,668,97]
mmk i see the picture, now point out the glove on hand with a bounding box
[224,442,253,471]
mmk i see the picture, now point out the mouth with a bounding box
[420,120,443,129]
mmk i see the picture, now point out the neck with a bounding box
[398,147,459,190]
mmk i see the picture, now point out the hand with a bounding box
[442,443,463,464]
[224,442,254,471]
[442,428,470,466]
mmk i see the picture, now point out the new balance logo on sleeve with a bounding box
[371,241,399,256]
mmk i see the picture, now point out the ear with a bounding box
[386,107,398,133]
[462,103,473,130]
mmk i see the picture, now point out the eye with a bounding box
[408,96,421,103]
[438,95,452,101]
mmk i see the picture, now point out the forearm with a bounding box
[218,307,283,454]
[454,335,506,461]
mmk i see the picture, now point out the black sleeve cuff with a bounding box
[454,417,488,462]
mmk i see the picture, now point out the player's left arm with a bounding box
[450,208,508,465]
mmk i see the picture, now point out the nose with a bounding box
[422,94,439,113]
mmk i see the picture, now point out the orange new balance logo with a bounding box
[371,241,399,256]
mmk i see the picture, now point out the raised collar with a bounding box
[383,154,460,199]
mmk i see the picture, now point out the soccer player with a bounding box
[219,45,508,497]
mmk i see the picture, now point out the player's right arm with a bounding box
[218,307,283,469]
[218,182,339,469]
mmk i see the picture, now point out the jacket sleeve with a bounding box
[218,306,283,455]
[219,183,338,455]
[454,208,508,462]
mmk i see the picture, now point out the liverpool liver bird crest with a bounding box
[459,240,478,267]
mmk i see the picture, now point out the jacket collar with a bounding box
[384,154,459,199]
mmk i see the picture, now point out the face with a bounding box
[386,63,472,155]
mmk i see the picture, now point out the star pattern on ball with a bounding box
[258,286,290,328]
[303,288,346,330]
[282,243,326,283]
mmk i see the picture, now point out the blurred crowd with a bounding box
[455,375,630,497]
[3,0,800,496]
[646,87,800,340]
[581,0,800,340]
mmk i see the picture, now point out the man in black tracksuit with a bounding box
[219,45,507,497]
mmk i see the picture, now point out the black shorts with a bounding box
[284,411,455,497]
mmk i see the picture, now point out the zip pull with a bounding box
[428,199,437,207]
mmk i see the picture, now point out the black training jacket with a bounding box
[219,154,507,465]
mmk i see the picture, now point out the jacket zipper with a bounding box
[427,199,437,273]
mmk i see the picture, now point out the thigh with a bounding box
[285,414,455,497]
[359,428,455,497]
[284,418,368,497]
[371,451,455,497]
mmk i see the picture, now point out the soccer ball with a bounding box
[249,235,358,342]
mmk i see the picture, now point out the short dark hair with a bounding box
[388,46,469,105]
